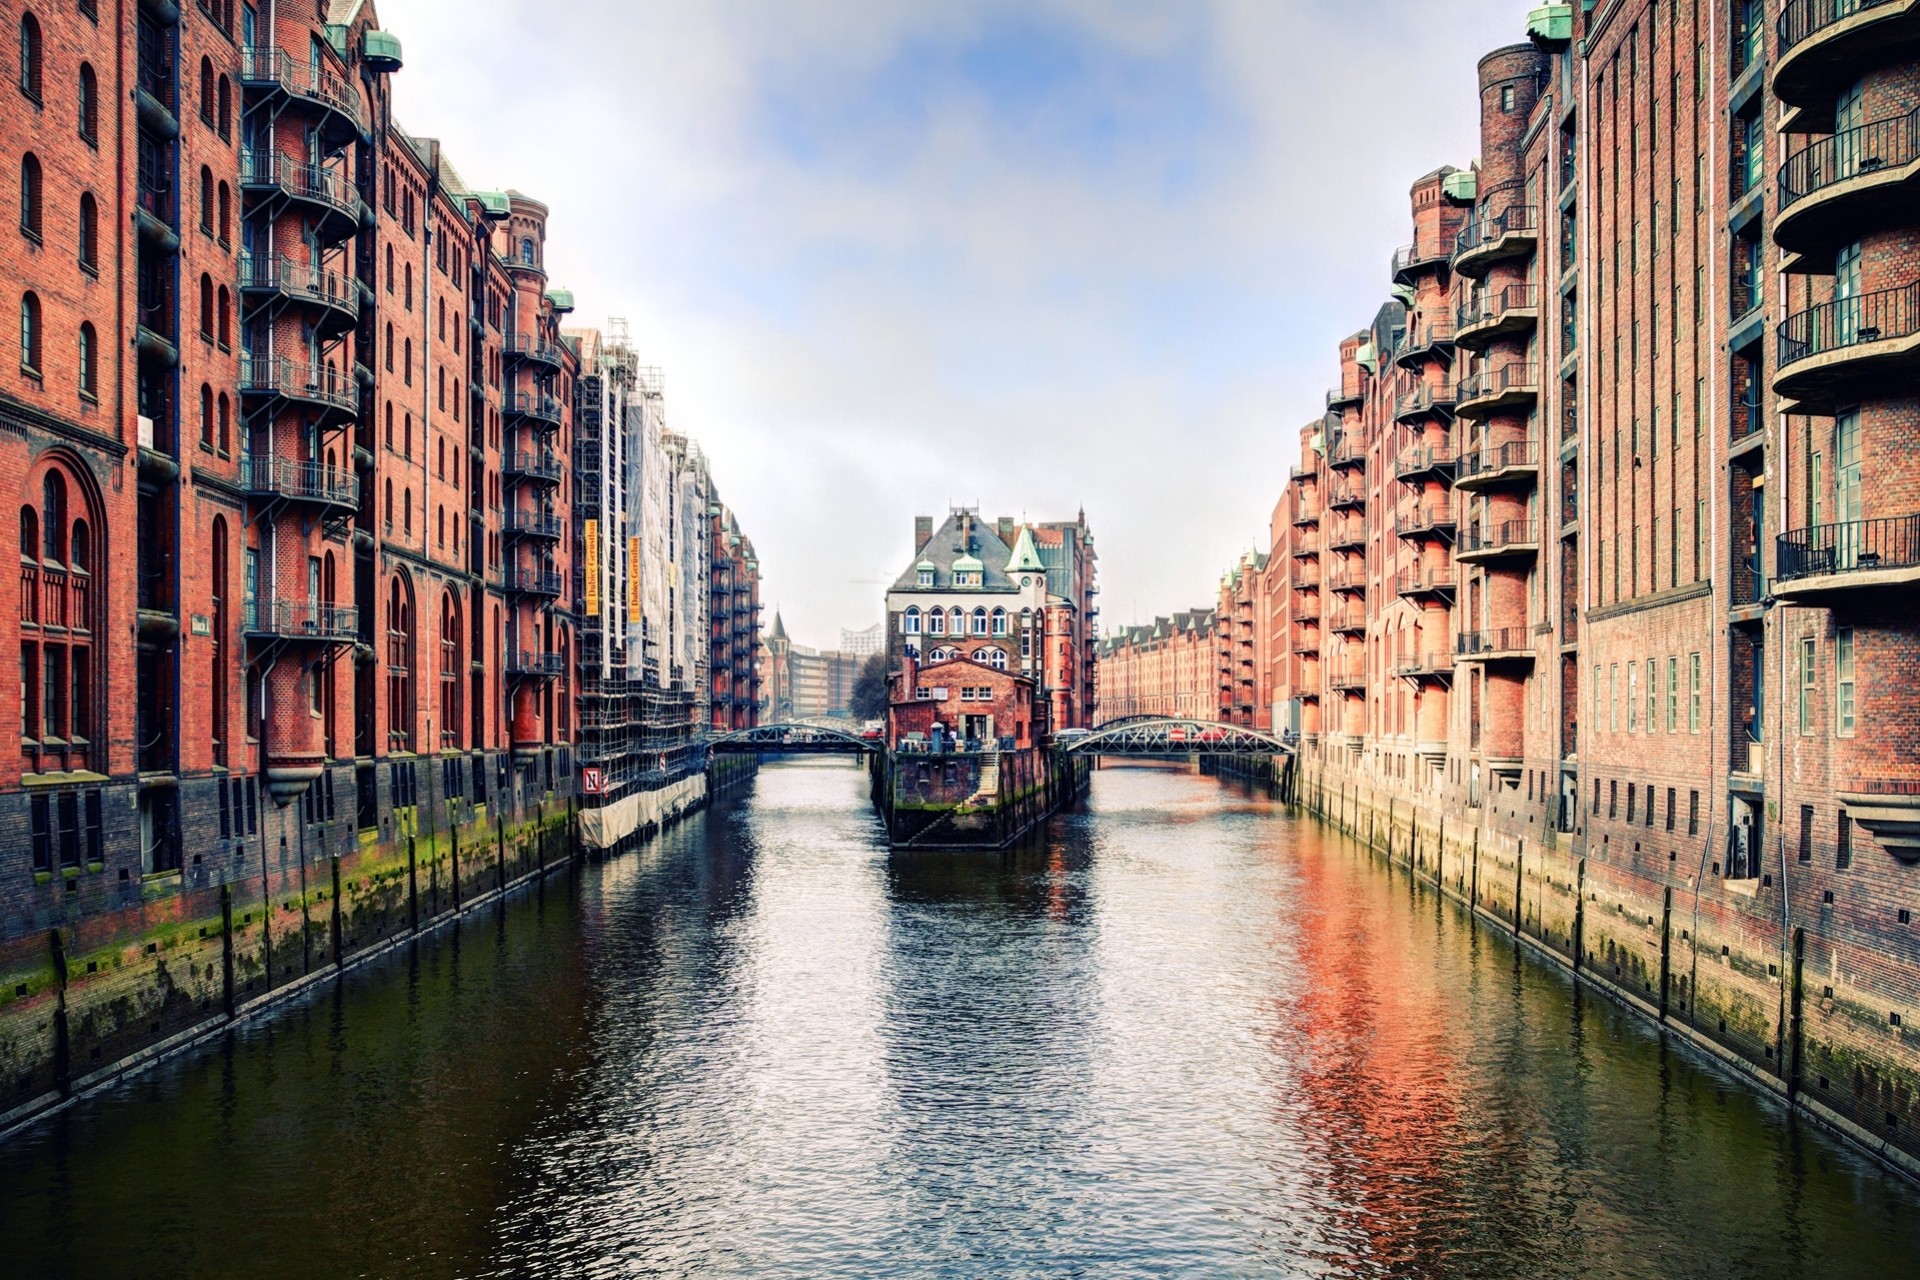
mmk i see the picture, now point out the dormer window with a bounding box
[955,570,981,587]
[918,568,934,588]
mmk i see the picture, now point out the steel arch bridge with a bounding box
[705,722,879,755]
[1061,718,1295,757]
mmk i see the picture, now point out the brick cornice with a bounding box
[0,393,130,460]
[1584,579,1713,624]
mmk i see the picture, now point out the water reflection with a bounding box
[0,760,1916,1279]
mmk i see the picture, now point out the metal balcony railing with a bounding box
[238,47,366,136]
[239,256,361,321]
[504,566,564,596]
[239,150,356,222]
[1395,566,1457,597]
[242,455,360,507]
[506,650,566,677]
[1457,519,1539,556]
[1779,0,1905,56]
[1395,502,1456,537]
[1777,281,1920,368]
[506,391,564,425]
[238,354,358,415]
[504,449,563,482]
[1394,651,1453,677]
[505,333,565,368]
[1776,513,1920,582]
[1394,443,1457,479]
[1394,384,1458,422]
[1457,362,1540,407]
[1457,627,1533,657]
[243,599,358,641]
[1453,205,1538,262]
[1455,438,1540,485]
[1782,107,1920,206]
[504,508,563,539]
[1457,284,1538,334]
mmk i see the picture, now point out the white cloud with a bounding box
[375,0,1536,644]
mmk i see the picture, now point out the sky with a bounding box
[378,0,1540,648]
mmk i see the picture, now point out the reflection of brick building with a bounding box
[884,507,1098,733]
[889,656,1039,752]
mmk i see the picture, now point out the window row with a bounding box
[17,293,100,396]
[1597,652,1702,735]
[18,157,104,277]
[901,605,1023,638]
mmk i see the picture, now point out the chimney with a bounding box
[997,517,1014,543]
[915,516,932,552]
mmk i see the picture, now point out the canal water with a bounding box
[3,761,1918,1278]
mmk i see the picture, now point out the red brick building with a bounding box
[889,655,1039,752]
[1172,1,1920,1175]
[1093,609,1217,723]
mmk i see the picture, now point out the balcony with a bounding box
[239,354,358,424]
[1329,604,1367,635]
[1775,1,1920,132]
[504,566,564,598]
[1327,436,1368,471]
[239,150,358,244]
[1456,626,1536,662]
[1455,284,1539,352]
[1456,363,1539,420]
[1326,518,1366,552]
[1325,562,1366,593]
[1395,566,1457,602]
[1291,533,1321,558]
[1777,108,1920,266]
[1327,480,1366,512]
[504,449,564,485]
[1395,501,1457,541]
[504,508,563,541]
[1392,238,1452,286]
[505,333,566,371]
[1774,513,1920,599]
[239,256,360,336]
[135,182,178,246]
[1774,281,1920,413]
[1393,319,1455,369]
[506,650,565,678]
[1292,504,1322,528]
[1329,664,1367,693]
[238,46,367,148]
[1327,384,1365,413]
[1452,205,1539,278]
[1454,438,1540,492]
[1394,383,1457,424]
[506,391,565,428]
[242,455,360,515]
[1394,444,1457,483]
[1394,650,1454,682]
[1455,519,1540,565]
[1291,632,1322,655]
[243,599,359,643]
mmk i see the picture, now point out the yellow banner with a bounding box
[627,536,642,624]
[583,518,600,617]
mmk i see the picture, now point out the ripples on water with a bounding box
[2,760,1918,1279]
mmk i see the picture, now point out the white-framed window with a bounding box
[917,567,934,588]
[1628,664,1638,732]
[971,607,988,636]
[902,606,920,635]
[1645,657,1657,732]
[1835,627,1856,736]
[991,607,1007,636]
[949,607,964,635]
[976,647,1007,670]
[1609,664,1619,732]
[1666,656,1678,733]
[1689,652,1702,733]
[926,611,945,636]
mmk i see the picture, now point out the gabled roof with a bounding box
[889,510,1020,593]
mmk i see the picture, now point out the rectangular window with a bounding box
[57,791,80,868]
[1610,664,1620,732]
[1799,805,1814,863]
[1628,664,1639,732]
[1835,627,1856,736]
[1837,813,1853,870]
[1646,658,1657,732]
[1610,779,1619,820]
[1799,636,1817,735]
[1627,783,1636,825]
[1666,787,1677,832]
[218,777,231,838]
[1666,656,1678,732]
[1688,789,1701,836]
[1646,783,1655,827]
[29,793,51,872]
[1689,652,1702,733]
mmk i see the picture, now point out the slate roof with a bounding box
[890,510,1021,593]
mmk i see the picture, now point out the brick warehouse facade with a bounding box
[0,0,760,1125]
[1103,1,1920,1176]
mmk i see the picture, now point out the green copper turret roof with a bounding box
[1005,526,1045,574]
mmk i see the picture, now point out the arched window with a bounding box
[385,243,394,292]
[384,322,394,370]
[384,478,394,528]
[436,504,445,547]
[20,153,42,238]
[990,607,1008,636]
[439,591,462,751]
[198,274,214,340]
[216,285,230,348]
[385,401,394,448]
[199,57,214,124]
[217,181,230,242]
[200,384,214,448]
[21,459,100,765]
[404,337,412,384]
[77,322,95,397]
[77,62,98,142]
[402,488,412,535]
[17,14,41,101]
[970,607,987,636]
[435,436,444,478]
[926,609,945,636]
[211,516,229,765]
[520,237,536,266]
[403,413,412,457]
[199,167,214,233]
[902,606,921,635]
[20,291,41,371]
[976,647,1007,670]
[77,192,97,271]
[216,392,231,454]
[217,76,231,139]
[387,572,416,750]
[949,607,964,636]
